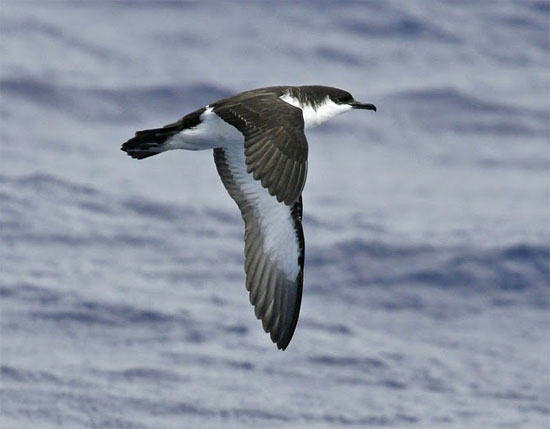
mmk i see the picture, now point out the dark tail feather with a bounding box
[121,124,182,160]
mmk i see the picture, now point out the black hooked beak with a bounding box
[351,101,377,112]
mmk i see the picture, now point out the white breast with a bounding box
[280,93,352,129]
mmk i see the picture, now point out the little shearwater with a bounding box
[121,85,376,350]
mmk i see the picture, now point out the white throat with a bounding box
[280,94,352,129]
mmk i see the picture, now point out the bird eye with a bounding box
[337,95,352,104]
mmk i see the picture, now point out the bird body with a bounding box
[122,85,376,349]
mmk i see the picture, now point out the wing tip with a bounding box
[271,315,300,351]
[253,298,299,351]
[275,334,294,351]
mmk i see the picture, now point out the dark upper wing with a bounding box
[213,93,308,206]
[214,148,304,350]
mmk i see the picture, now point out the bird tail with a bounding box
[121,123,182,160]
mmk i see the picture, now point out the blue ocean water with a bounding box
[1,1,549,428]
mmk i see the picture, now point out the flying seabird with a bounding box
[121,85,376,350]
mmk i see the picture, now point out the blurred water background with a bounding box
[1,1,549,428]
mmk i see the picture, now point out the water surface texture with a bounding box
[1,1,549,428]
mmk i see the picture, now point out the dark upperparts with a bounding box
[212,85,359,109]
